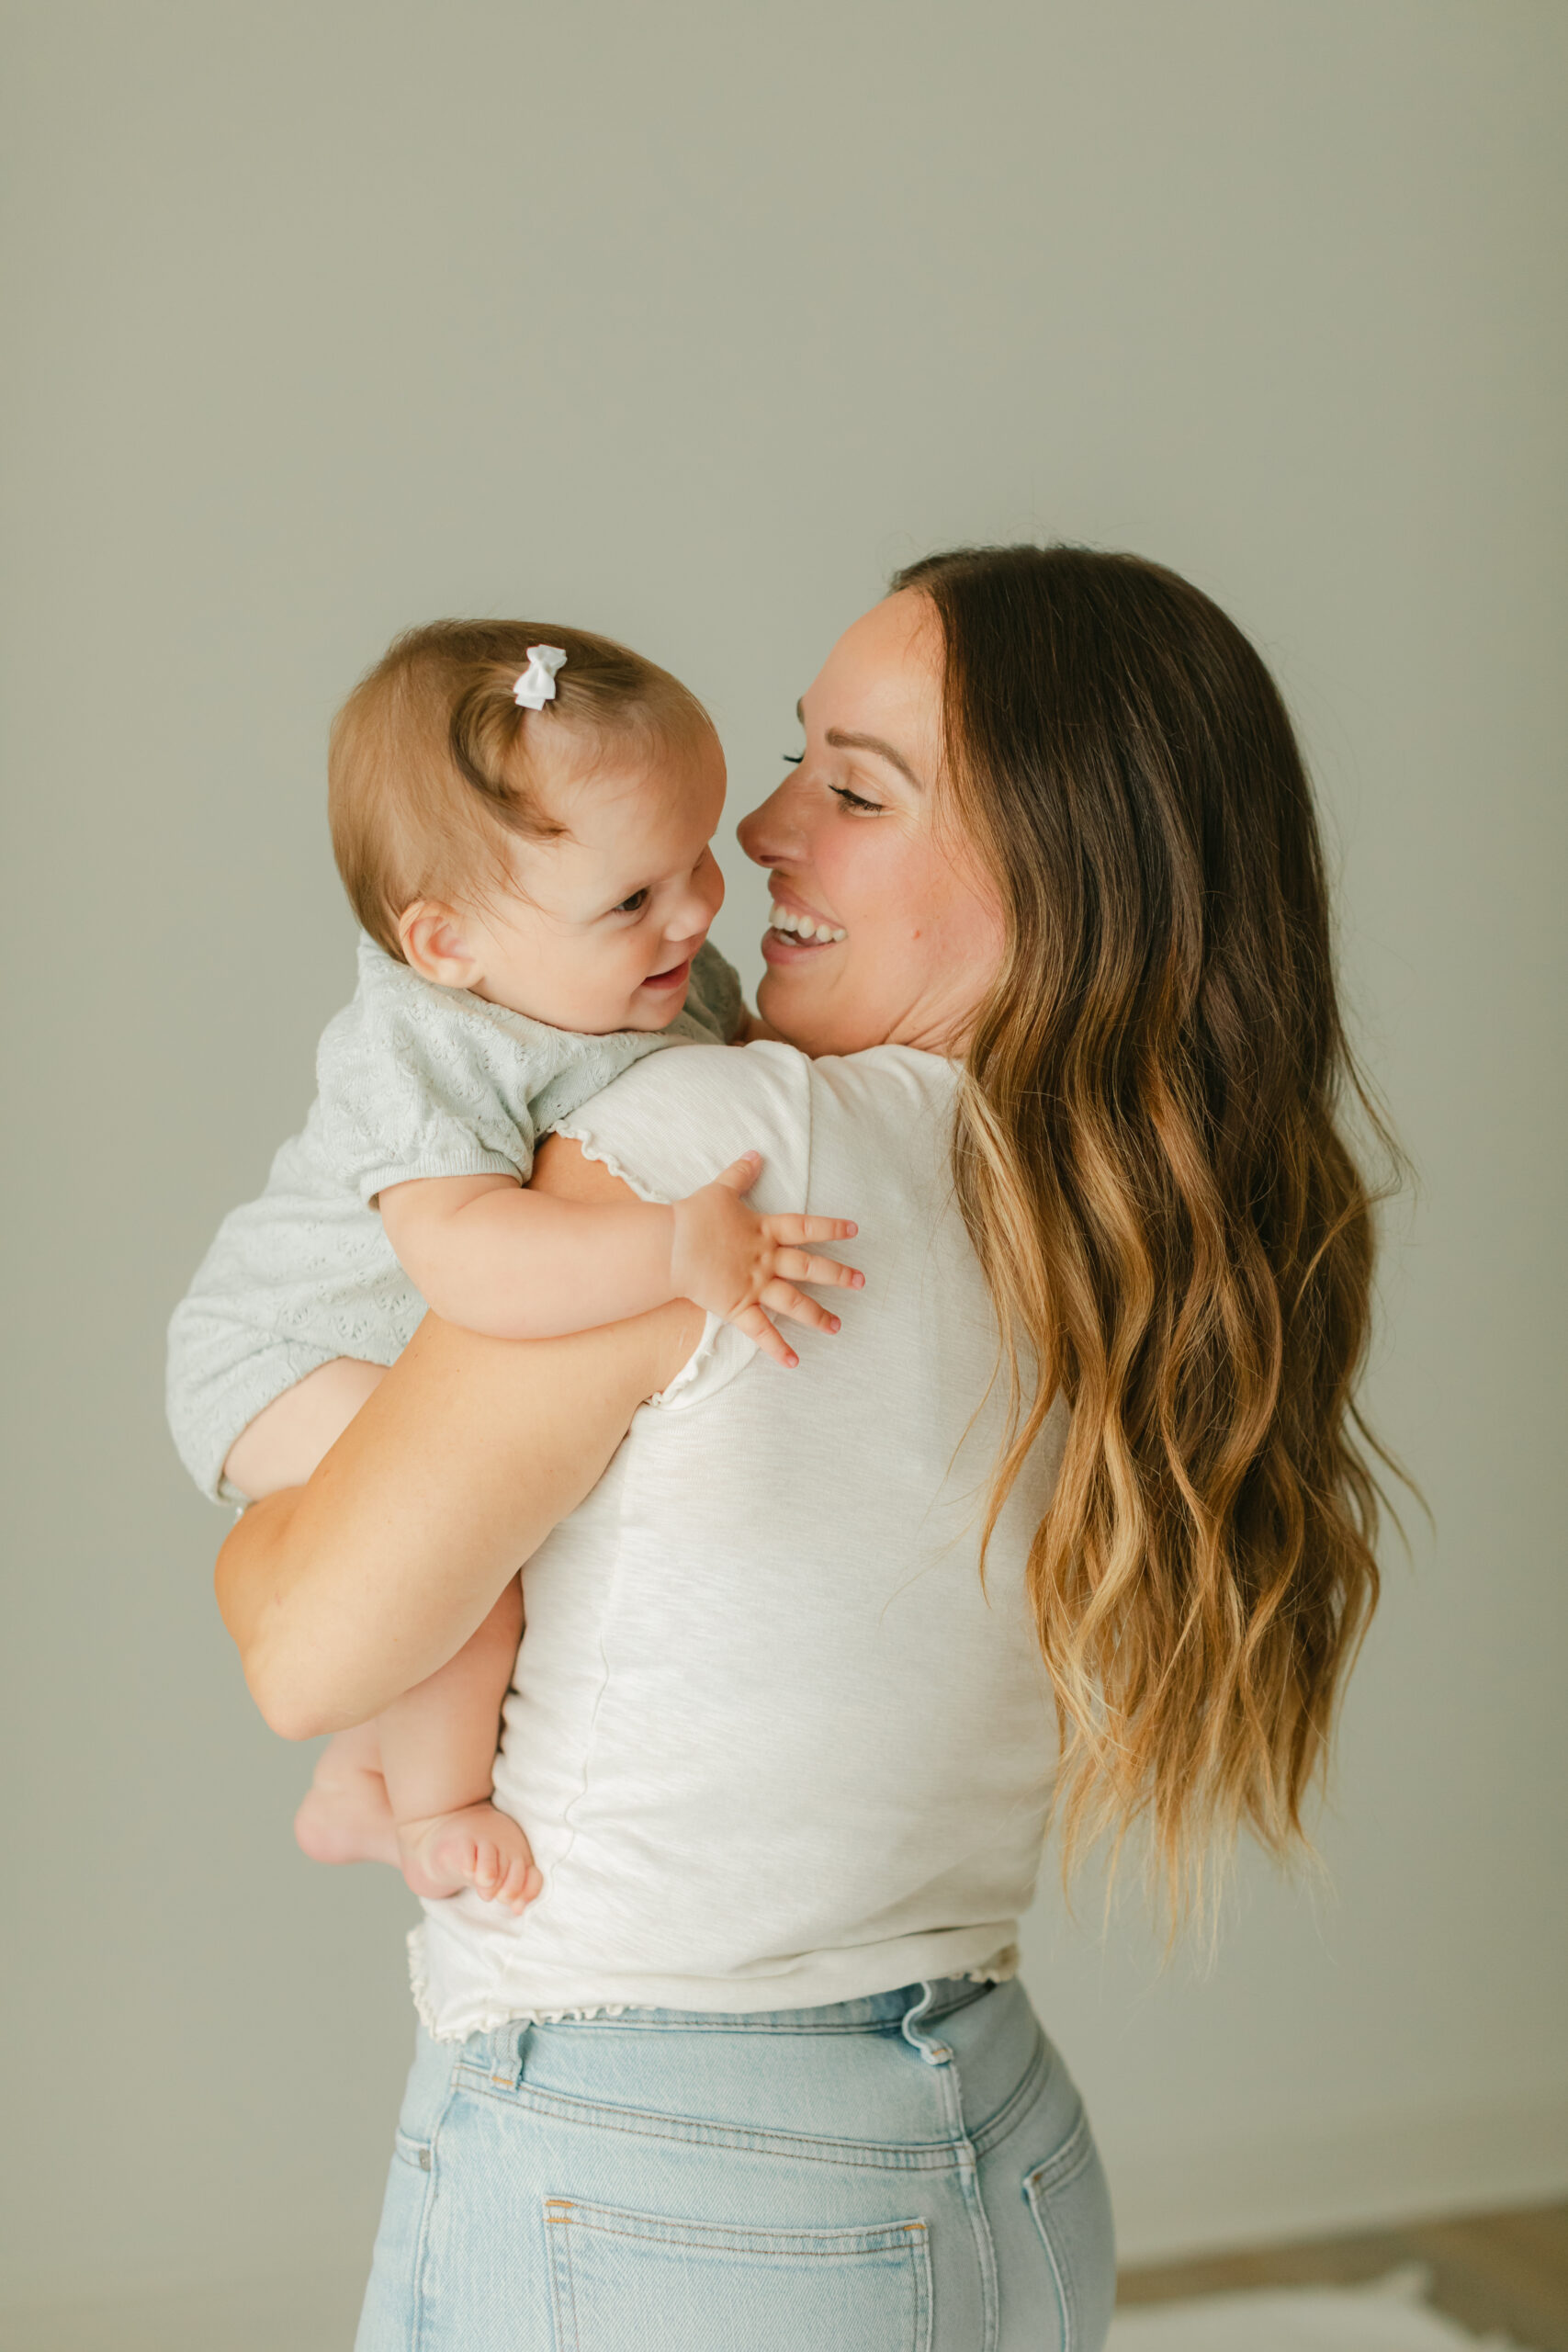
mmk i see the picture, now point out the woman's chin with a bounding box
[755,965,812,1046]
[757,963,866,1057]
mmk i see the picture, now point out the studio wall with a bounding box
[4,3,1564,2338]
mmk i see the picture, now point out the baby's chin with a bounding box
[619,980,693,1034]
[477,980,688,1036]
[549,977,693,1036]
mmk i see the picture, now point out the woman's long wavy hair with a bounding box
[893,544,1400,1917]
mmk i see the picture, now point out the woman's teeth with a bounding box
[769,902,846,943]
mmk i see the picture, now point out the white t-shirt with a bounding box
[412,1037,1066,2040]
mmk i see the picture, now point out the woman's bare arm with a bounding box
[214,1137,705,1740]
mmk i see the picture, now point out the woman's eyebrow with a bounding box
[825,729,923,789]
[795,699,925,789]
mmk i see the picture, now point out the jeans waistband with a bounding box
[463,1975,997,2067]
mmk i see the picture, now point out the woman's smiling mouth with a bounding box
[765,896,848,955]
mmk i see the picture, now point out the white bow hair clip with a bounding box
[513,644,569,710]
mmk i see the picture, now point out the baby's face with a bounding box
[447,724,728,1035]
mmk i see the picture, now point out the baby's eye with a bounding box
[613,888,650,915]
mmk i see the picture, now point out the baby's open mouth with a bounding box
[767,901,847,945]
[641,956,693,990]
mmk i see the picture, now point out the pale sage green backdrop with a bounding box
[3,3,1564,2346]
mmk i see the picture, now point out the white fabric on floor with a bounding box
[1107,2266,1529,2351]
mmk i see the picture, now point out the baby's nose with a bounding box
[671,871,723,937]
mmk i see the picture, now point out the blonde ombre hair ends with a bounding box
[328,619,714,957]
[894,545,1400,1918]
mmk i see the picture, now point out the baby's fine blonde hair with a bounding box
[329,619,715,958]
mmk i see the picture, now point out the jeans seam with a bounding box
[1026,2110,1095,2196]
[899,1986,999,2352]
[1022,2117,1096,2352]
[545,2198,580,2352]
[1030,2183,1076,2352]
[913,2220,934,2352]
[407,2063,463,2352]
[543,2198,930,2256]
[948,2069,999,2352]
[457,1996,987,2045]
[457,2003,1046,2177]
[461,2077,964,2170]
[555,2222,927,2261]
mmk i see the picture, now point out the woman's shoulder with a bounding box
[551,1037,814,1211]
[551,1035,958,1216]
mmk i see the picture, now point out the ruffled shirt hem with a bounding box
[407,1924,1020,2043]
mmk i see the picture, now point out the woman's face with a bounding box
[738,591,1005,1057]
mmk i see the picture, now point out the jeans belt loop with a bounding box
[900,1979,954,2067]
[483,2020,531,2091]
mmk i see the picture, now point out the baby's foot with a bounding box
[295,1749,400,1870]
[396,1802,542,1913]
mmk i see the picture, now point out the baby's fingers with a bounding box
[764,1213,858,1245]
[732,1303,799,1370]
[714,1151,764,1196]
[772,1248,863,1292]
[761,1280,843,1338]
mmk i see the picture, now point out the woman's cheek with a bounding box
[820,817,899,925]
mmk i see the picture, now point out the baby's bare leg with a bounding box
[290,1592,536,1897]
[223,1361,406,1875]
[295,1719,400,1869]
[377,1577,540,1914]
[223,1356,389,1501]
[230,1366,534,1905]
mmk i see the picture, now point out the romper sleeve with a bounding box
[315,940,546,1205]
[552,1038,815,1409]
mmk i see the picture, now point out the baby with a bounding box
[167,619,860,1913]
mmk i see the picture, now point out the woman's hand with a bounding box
[669,1152,863,1369]
[214,1139,705,1741]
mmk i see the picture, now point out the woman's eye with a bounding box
[613,888,649,915]
[782,752,803,766]
[831,785,883,815]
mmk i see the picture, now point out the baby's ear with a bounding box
[398,900,482,990]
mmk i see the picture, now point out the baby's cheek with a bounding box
[532,948,629,1035]
[583,943,654,1032]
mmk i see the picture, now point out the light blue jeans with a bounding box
[355,1975,1115,2351]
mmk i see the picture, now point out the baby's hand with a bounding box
[669,1152,863,1368]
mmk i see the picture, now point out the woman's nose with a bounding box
[737,778,807,869]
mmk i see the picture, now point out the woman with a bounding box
[219,546,1386,2351]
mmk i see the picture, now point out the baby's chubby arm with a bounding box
[378,1157,863,1369]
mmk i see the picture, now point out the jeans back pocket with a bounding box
[545,2196,932,2352]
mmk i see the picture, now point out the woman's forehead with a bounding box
[805,593,943,775]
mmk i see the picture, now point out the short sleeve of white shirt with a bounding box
[554,1038,816,1410]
